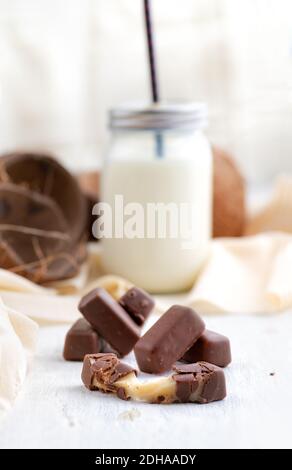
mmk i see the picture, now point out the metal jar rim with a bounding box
[109,102,208,131]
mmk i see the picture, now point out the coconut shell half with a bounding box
[0,153,88,283]
[0,152,87,244]
[212,147,246,238]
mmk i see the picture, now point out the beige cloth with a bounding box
[187,232,292,314]
[0,299,38,414]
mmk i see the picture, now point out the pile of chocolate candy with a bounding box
[64,287,231,405]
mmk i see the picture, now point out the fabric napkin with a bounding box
[187,232,292,314]
[0,298,38,414]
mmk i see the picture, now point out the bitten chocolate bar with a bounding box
[82,353,136,400]
[119,287,154,326]
[63,318,101,361]
[181,330,232,368]
[79,288,140,356]
[81,353,226,404]
[134,305,205,373]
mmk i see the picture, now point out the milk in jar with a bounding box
[100,103,213,293]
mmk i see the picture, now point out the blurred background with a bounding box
[1,0,292,184]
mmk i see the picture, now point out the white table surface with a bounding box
[0,311,292,449]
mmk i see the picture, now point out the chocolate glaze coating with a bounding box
[182,330,232,368]
[134,305,205,374]
[63,318,101,361]
[119,287,154,326]
[173,362,226,403]
[81,353,135,393]
[79,288,140,356]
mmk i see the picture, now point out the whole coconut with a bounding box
[212,147,246,238]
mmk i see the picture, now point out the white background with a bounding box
[1,0,292,182]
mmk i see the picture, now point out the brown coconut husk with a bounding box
[0,152,87,244]
[212,147,246,238]
[77,171,100,241]
[0,153,88,284]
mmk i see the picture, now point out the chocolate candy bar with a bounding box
[182,330,231,368]
[172,362,226,403]
[63,318,101,361]
[134,305,205,373]
[82,353,226,404]
[63,318,122,361]
[82,353,136,400]
[78,288,140,356]
[119,287,154,326]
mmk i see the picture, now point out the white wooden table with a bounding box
[0,312,292,449]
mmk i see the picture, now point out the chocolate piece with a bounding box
[117,387,130,401]
[79,288,140,356]
[172,362,226,403]
[134,305,205,374]
[63,318,101,361]
[81,353,136,395]
[182,330,231,368]
[119,287,154,326]
[63,318,122,361]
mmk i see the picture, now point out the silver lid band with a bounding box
[109,102,208,131]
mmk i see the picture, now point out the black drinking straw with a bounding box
[143,0,163,157]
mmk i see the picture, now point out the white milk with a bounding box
[101,147,212,293]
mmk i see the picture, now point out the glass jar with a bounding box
[100,103,213,293]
